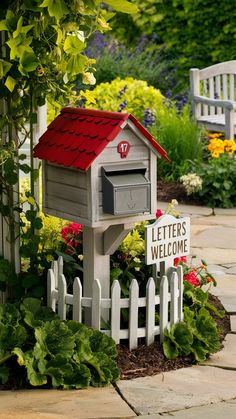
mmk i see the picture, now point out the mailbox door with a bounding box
[102,164,151,215]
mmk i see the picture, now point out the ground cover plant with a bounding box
[0,298,119,389]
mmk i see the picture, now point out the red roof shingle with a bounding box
[33,107,169,171]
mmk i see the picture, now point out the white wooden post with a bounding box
[58,273,67,320]
[129,279,139,350]
[146,277,155,346]
[73,277,82,322]
[160,275,168,342]
[170,271,178,325]
[177,265,184,321]
[47,268,56,310]
[83,226,110,325]
[111,280,121,344]
[91,278,101,330]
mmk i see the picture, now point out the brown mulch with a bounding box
[157,180,202,206]
[117,294,231,380]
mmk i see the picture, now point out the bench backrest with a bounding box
[190,60,236,116]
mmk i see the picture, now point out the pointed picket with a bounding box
[58,273,67,320]
[170,271,178,325]
[146,277,156,346]
[111,280,121,344]
[73,277,82,322]
[47,268,56,310]
[159,275,169,342]
[91,279,101,330]
[129,279,139,350]
[177,264,184,320]
[51,259,58,288]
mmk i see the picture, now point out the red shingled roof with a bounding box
[33,107,169,171]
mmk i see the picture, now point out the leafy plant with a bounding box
[193,155,236,210]
[0,298,119,388]
[150,104,203,180]
[163,281,224,362]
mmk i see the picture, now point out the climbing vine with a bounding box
[0,0,137,293]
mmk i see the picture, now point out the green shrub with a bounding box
[84,77,164,123]
[193,155,236,209]
[0,298,119,389]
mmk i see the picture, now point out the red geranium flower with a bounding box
[156,209,164,219]
[184,271,199,288]
[174,256,187,267]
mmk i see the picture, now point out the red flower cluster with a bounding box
[61,223,83,252]
[156,209,164,219]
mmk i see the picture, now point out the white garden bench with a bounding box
[190,61,236,139]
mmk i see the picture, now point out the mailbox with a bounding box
[102,163,151,215]
[33,107,169,227]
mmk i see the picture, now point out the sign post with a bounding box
[145,214,190,277]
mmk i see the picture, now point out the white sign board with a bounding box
[145,214,190,267]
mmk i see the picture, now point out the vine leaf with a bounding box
[40,0,69,21]
[5,76,16,92]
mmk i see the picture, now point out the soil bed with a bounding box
[117,294,231,380]
[157,180,202,206]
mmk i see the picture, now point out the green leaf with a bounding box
[0,364,9,384]
[64,36,86,55]
[40,0,69,21]
[66,54,87,77]
[173,322,193,356]
[5,76,17,92]
[0,59,12,79]
[6,36,34,60]
[19,51,38,76]
[35,320,75,357]
[13,17,34,38]
[19,163,31,174]
[96,0,138,14]
[163,338,179,359]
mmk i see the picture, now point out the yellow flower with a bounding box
[224,139,236,154]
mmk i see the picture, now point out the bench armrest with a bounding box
[194,95,236,110]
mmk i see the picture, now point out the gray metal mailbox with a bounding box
[102,163,151,215]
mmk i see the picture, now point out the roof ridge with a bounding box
[61,107,130,121]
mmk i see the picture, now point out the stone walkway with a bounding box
[1,204,236,418]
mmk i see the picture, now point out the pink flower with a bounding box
[174,256,187,267]
[156,209,164,219]
[184,271,199,288]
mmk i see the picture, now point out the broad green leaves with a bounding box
[0,299,119,388]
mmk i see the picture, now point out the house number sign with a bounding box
[145,214,190,266]
[117,140,130,158]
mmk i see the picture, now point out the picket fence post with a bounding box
[177,265,184,320]
[170,271,178,325]
[146,277,155,346]
[73,277,82,322]
[129,279,139,350]
[159,275,169,342]
[91,279,101,330]
[111,280,121,344]
[58,273,67,320]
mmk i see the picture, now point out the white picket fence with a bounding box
[47,257,183,350]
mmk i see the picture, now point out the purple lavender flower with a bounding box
[117,85,127,99]
[143,108,156,128]
[118,99,127,112]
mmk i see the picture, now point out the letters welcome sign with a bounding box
[145,214,190,266]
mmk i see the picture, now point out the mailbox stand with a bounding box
[33,107,169,326]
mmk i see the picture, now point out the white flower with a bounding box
[82,72,96,85]
[180,173,202,195]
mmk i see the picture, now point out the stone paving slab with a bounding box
[190,225,236,249]
[138,399,236,419]
[0,386,134,419]
[231,315,236,332]
[217,295,236,313]
[117,366,236,415]
[210,274,236,297]
[189,247,236,265]
[204,334,236,369]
